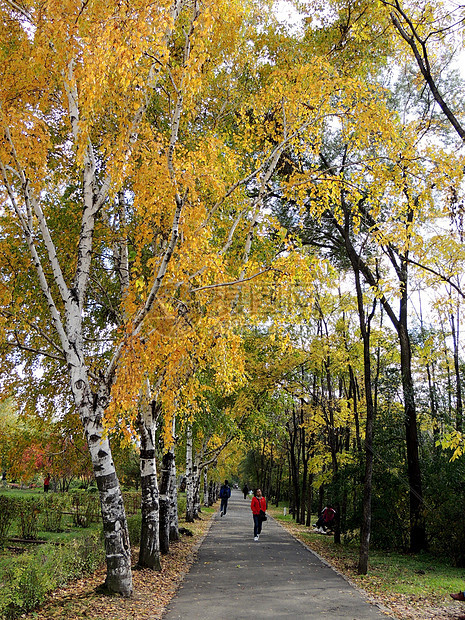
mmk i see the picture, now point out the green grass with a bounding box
[0,487,43,498]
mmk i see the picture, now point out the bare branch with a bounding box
[189,268,277,294]
[387,3,465,142]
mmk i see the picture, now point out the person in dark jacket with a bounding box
[251,488,267,541]
[242,483,249,499]
[219,479,231,516]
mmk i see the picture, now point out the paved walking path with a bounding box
[163,490,392,619]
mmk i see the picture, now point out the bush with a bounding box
[127,512,142,546]
[41,495,68,533]
[0,532,104,619]
[423,452,465,565]
[0,555,50,619]
[123,491,141,516]
[177,492,186,516]
[17,498,41,540]
[0,497,16,546]
[70,491,99,527]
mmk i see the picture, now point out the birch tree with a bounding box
[0,0,262,594]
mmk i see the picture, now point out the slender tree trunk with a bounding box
[399,321,426,551]
[185,423,195,522]
[159,448,173,555]
[71,369,132,595]
[323,359,341,544]
[193,459,201,518]
[349,265,376,575]
[167,445,179,541]
[450,306,463,431]
[299,391,309,525]
[203,467,209,507]
[318,484,324,516]
[440,315,453,423]
[287,411,300,520]
[306,472,313,527]
[137,384,161,570]
[275,463,282,507]
[348,365,362,452]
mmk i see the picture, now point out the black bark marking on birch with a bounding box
[140,449,155,460]
[97,449,108,459]
[96,472,118,492]
[89,434,100,443]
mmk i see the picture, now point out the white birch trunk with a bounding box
[185,423,195,522]
[203,467,209,507]
[168,446,179,541]
[137,380,161,570]
[159,447,173,555]
[69,366,132,595]
[193,457,201,517]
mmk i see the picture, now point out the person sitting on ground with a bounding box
[314,505,336,533]
[219,479,231,516]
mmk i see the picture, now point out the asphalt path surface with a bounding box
[163,490,392,619]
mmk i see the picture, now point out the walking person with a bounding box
[219,479,231,516]
[242,483,249,499]
[251,488,267,541]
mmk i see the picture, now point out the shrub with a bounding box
[17,498,41,540]
[41,495,67,533]
[0,532,104,619]
[0,497,16,546]
[123,491,141,516]
[127,512,142,546]
[0,554,50,619]
[177,492,186,516]
[70,491,99,527]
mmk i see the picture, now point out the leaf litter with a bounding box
[21,515,214,620]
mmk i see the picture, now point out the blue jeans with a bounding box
[220,498,228,514]
[253,514,262,537]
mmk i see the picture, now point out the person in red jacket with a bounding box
[251,488,267,541]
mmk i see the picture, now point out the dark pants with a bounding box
[253,514,262,537]
[315,517,334,531]
[220,498,228,514]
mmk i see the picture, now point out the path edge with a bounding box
[158,509,218,619]
[271,516,394,618]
